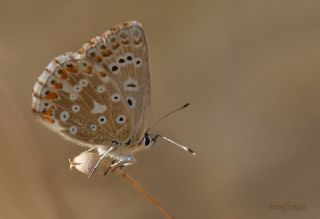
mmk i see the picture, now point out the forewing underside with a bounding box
[79,21,151,145]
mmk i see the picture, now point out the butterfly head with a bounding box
[140,103,195,155]
[141,133,160,148]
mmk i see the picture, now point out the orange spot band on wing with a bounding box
[99,71,107,77]
[60,70,68,79]
[66,65,78,73]
[41,109,54,123]
[45,92,58,100]
[121,40,129,45]
[95,56,102,62]
[54,83,63,89]
[112,43,120,50]
[84,66,93,74]
[134,38,142,45]
[102,50,112,57]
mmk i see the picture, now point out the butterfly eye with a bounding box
[144,136,151,146]
[98,116,107,124]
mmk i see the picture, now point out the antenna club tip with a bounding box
[188,148,196,155]
[183,103,190,108]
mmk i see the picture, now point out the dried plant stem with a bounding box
[115,169,173,219]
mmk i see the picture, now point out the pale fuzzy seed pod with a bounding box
[69,151,113,176]
[69,152,173,218]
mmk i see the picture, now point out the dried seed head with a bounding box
[69,151,112,176]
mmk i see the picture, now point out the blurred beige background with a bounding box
[1,0,320,218]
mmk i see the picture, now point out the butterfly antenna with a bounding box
[157,135,196,156]
[148,103,190,132]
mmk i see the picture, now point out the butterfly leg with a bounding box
[103,159,116,175]
[86,146,95,152]
[104,155,137,175]
[88,146,114,178]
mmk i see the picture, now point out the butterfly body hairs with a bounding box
[32,21,194,176]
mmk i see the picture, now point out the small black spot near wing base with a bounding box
[126,83,137,88]
[125,139,131,146]
[112,140,119,145]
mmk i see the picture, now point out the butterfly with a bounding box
[32,21,194,177]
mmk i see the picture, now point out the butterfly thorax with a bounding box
[96,132,158,159]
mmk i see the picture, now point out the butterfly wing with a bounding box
[32,21,150,149]
[84,21,150,145]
